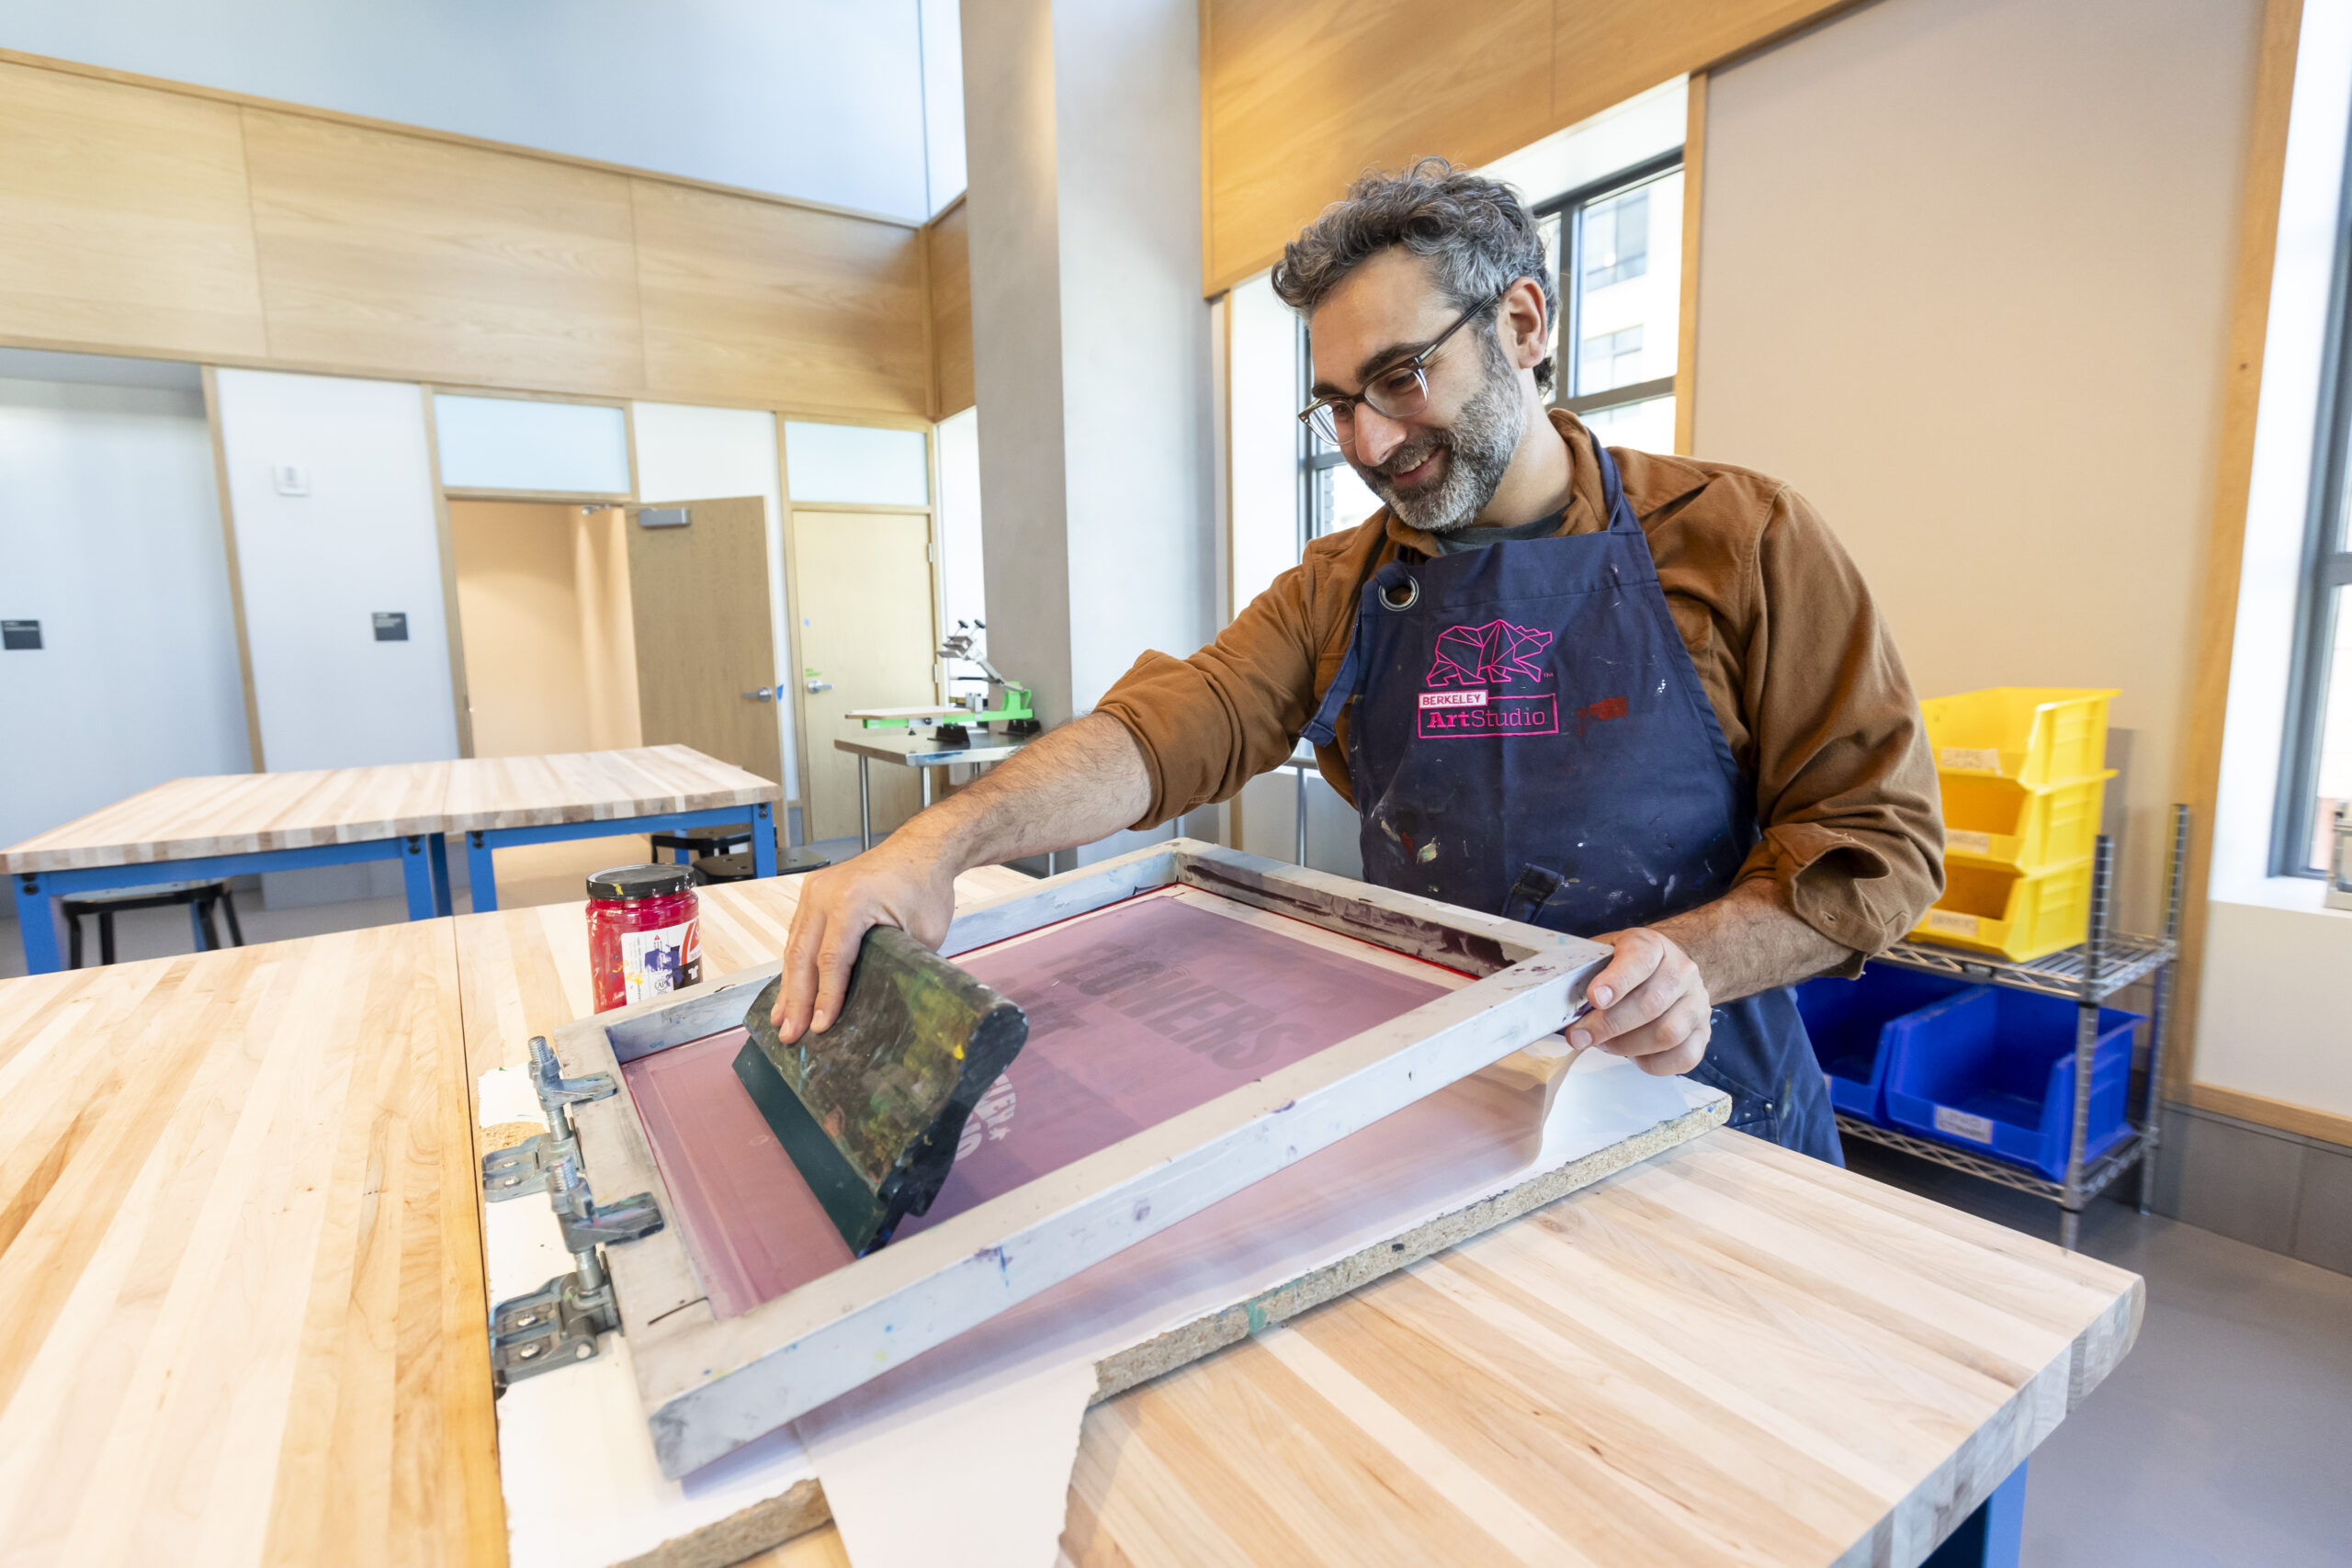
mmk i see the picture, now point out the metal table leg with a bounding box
[858,756,873,852]
[752,802,778,877]
[1922,1461,2025,1566]
[400,835,438,921]
[1295,765,1308,865]
[428,832,453,917]
[921,765,933,810]
[465,829,499,913]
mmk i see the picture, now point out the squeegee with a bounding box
[735,927,1029,1256]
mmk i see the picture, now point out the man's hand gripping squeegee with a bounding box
[736,927,1029,1256]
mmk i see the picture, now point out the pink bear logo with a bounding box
[1425,619,1555,687]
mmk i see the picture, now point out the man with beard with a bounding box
[768,160,1941,1161]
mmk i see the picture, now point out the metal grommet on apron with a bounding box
[1299,443,1841,1165]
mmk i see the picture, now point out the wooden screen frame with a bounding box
[549,839,1611,1478]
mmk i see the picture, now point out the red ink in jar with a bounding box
[586,864,702,1013]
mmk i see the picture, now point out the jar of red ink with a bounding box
[586,864,702,1013]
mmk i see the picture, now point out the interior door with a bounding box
[793,508,937,841]
[626,496,783,785]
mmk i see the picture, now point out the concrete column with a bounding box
[960,0,1216,762]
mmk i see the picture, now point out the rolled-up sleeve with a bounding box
[1094,559,1329,829]
[1735,485,1945,962]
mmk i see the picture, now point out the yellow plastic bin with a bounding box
[1922,688,2117,789]
[1912,857,2094,962]
[1938,771,2114,873]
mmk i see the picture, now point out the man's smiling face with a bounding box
[1306,249,1524,533]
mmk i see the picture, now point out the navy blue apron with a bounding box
[1303,441,1840,1162]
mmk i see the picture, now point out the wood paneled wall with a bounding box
[1200,0,1854,294]
[0,51,944,420]
[927,197,975,418]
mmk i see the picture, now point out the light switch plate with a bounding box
[272,462,310,496]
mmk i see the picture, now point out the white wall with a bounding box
[1694,0,2259,939]
[629,402,798,800]
[0,0,947,220]
[214,367,458,772]
[0,355,249,848]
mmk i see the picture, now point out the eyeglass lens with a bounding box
[1311,364,1430,444]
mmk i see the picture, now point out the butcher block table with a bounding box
[3,761,453,974]
[443,745,783,912]
[0,864,2142,1568]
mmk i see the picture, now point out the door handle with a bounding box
[805,679,834,694]
[740,687,775,702]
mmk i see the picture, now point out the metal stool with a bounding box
[690,846,831,885]
[62,880,243,967]
[650,823,754,863]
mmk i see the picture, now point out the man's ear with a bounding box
[1497,277,1549,372]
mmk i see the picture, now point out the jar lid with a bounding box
[586,863,695,901]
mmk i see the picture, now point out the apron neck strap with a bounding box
[1589,437,1643,537]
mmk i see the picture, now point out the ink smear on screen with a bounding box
[619,891,1454,1317]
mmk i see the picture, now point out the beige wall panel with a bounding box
[929,201,975,418]
[449,501,598,757]
[1203,0,1555,292]
[0,62,267,358]
[1692,0,2261,939]
[633,179,929,415]
[241,107,645,393]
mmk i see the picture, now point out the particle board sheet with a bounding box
[613,886,1467,1318]
[0,760,453,873]
[1057,1129,2143,1568]
[440,744,779,832]
[0,922,501,1568]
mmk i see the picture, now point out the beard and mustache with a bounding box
[1351,338,1526,534]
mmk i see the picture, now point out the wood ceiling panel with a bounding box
[242,107,646,393]
[1203,0,1556,293]
[632,178,930,416]
[0,62,267,358]
[928,199,974,418]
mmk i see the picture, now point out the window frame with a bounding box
[1537,147,1684,421]
[2271,106,2352,878]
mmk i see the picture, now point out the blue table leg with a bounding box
[428,833,453,917]
[465,831,499,914]
[752,802,778,877]
[400,836,438,921]
[1924,1461,2025,1568]
[16,873,63,974]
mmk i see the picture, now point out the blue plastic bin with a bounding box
[1793,969,1984,1122]
[1882,988,2144,1179]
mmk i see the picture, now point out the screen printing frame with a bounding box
[551,839,1613,1478]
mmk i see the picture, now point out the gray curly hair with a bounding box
[1272,158,1555,394]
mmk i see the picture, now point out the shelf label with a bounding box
[1924,908,1980,939]
[1933,1105,1996,1144]
[1946,829,1993,856]
[1940,746,2000,771]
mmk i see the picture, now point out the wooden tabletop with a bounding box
[0,761,452,873]
[0,747,777,874]
[0,864,2143,1568]
[440,746,778,834]
[0,921,500,1568]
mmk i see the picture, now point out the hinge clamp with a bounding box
[486,1036,664,1390]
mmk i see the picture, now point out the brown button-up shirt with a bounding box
[1097,411,1944,962]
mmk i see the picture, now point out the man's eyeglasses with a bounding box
[1297,290,1503,446]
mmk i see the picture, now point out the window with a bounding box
[1541,151,1685,444]
[2275,128,2352,876]
[1299,317,1385,544]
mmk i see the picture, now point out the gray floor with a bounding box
[1844,1140,2352,1566]
[6,895,2345,1566]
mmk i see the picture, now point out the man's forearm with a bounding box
[895,713,1154,874]
[1646,877,1854,1004]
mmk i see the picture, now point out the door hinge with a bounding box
[486,1037,665,1390]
